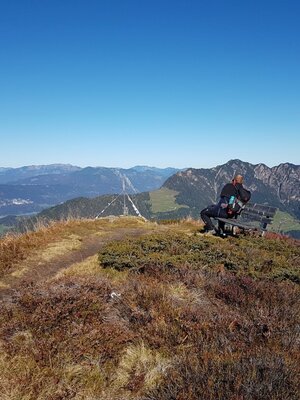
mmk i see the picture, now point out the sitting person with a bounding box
[200,175,251,235]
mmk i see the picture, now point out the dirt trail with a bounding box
[0,227,151,302]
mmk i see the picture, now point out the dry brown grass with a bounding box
[0,220,69,278]
[0,219,299,399]
[0,217,151,280]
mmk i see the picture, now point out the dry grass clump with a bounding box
[113,342,170,394]
[55,255,101,279]
[0,220,71,278]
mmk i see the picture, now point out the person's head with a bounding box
[232,174,243,185]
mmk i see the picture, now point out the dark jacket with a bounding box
[218,182,251,217]
[220,182,251,202]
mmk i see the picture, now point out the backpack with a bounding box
[227,188,251,215]
[238,187,251,203]
[227,196,245,215]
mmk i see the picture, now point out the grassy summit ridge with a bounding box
[0,218,299,399]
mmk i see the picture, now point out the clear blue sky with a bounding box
[1,0,299,168]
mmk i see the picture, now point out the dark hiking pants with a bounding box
[200,205,228,232]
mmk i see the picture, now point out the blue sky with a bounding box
[0,0,299,168]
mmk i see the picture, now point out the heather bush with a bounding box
[98,232,300,283]
[0,276,138,398]
[143,351,299,400]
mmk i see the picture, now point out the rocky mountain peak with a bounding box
[164,160,300,218]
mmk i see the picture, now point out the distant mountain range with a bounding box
[14,159,298,227]
[0,164,180,216]
[1,160,300,238]
[0,164,81,183]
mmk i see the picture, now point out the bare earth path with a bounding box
[0,226,155,302]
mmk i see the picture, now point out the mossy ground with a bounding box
[0,218,299,399]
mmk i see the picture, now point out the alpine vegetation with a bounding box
[0,218,299,399]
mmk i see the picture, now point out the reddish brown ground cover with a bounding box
[0,220,299,399]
